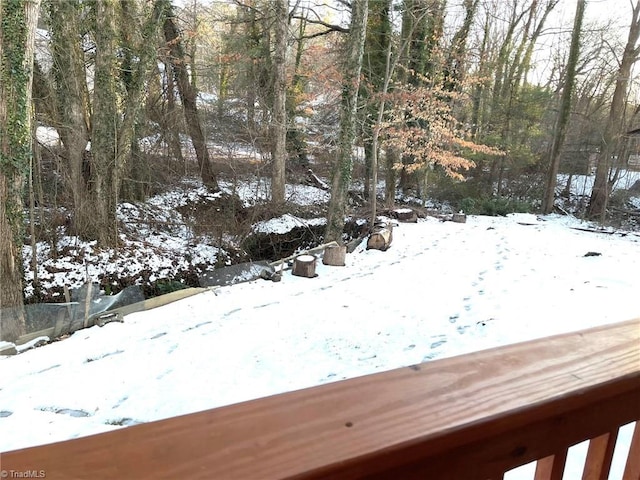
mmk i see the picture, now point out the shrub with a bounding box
[458,196,533,216]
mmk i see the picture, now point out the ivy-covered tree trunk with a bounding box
[362,0,392,201]
[443,0,478,91]
[325,0,368,243]
[588,1,640,220]
[542,0,584,214]
[115,0,168,203]
[0,0,41,341]
[270,0,288,205]
[91,0,120,246]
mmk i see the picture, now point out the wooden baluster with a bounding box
[582,430,618,480]
[623,421,640,480]
[535,451,568,480]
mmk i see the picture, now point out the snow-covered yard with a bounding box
[1,211,639,478]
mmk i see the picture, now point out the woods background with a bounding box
[1,0,639,341]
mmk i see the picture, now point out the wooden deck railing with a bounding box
[1,318,639,479]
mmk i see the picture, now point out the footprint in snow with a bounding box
[112,396,128,409]
[255,301,279,309]
[182,321,212,332]
[37,364,61,374]
[85,350,124,363]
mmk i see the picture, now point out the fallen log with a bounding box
[306,168,329,191]
[268,241,338,268]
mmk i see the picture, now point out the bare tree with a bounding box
[541,0,585,213]
[588,0,640,220]
[164,11,219,190]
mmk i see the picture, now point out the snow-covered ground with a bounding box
[2,211,639,479]
[558,170,640,196]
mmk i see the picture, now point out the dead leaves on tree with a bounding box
[378,83,504,181]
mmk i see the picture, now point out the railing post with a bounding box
[623,422,640,479]
[534,451,567,480]
[581,430,618,480]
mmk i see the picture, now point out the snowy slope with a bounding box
[1,213,639,479]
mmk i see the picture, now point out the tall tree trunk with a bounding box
[286,11,309,167]
[513,0,559,89]
[362,0,392,202]
[470,8,491,139]
[0,0,41,341]
[489,3,526,125]
[92,0,119,245]
[405,0,445,86]
[270,0,288,205]
[115,0,168,204]
[48,0,92,237]
[159,60,185,168]
[164,14,219,190]
[443,0,478,91]
[384,147,399,208]
[588,1,640,220]
[541,0,584,214]
[325,0,369,242]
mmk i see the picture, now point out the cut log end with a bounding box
[367,223,393,251]
[292,255,317,278]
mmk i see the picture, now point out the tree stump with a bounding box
[452,213,467,223]
[367,223,393,251]
[292,255,317,278]
[323,245,347,266]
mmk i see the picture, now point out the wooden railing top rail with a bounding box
[2,318,639,479]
